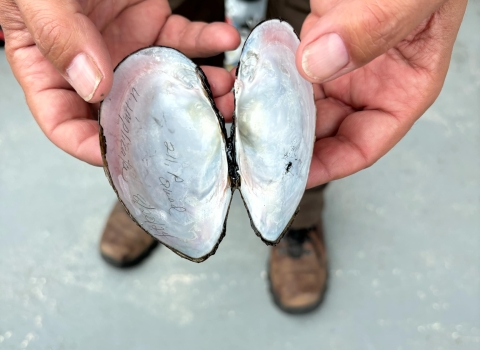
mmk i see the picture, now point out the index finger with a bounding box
[156,15,240,58]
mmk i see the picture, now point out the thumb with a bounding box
[296,0,447,83]
[16,0,112,102]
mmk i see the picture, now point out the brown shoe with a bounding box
[100,202,159,267]
[268,226,328,314]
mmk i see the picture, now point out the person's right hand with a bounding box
[0,0,240,165]
[293,0,467,188]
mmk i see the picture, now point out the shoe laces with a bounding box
[284,227,315,258]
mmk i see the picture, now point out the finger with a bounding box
[230,66,238,79]
[215,93,235,122]
[296,0,447,83]
[31,87,102,166]
[98,0,172,67]
[200,66,235,120]
[157,15,240,58]
[314,97,354,139]
[200,66,234,97]
[46,102,103,166]
[299,13,319,40]
[2,25,102,165]
[14,0,112,102]
[306,109,410,188]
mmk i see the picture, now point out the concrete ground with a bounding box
[0,3,479,350]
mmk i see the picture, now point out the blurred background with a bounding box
[0,1,479,349]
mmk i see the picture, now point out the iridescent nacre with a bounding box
[235,19,316,243]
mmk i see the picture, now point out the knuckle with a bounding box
[31,11,74,67]
[349,2,401,63]
[363,2,393,30]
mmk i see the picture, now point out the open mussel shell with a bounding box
[99,19,315,262]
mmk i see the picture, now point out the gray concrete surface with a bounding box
[1,3,479,350]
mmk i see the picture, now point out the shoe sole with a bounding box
[101,240,159,268]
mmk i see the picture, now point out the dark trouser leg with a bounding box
[291,184,327,229]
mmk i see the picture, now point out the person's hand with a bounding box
[294,0,467,188]
[0,0,240,165]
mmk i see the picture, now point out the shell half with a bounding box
[234,19,316,244]
[100,47,232,262]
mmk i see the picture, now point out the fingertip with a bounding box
[200,66,234,97]
[296,33,349,84]
[306,143,332,188]
[203,22,241,52]
[74,33,113,103]
[80,144,103,166]
[214,93,234,122]
[89,148,104,167]
[74,130,104,166]
[229,66,238,79]
[88,53,113,103]
[88,71,112,103]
